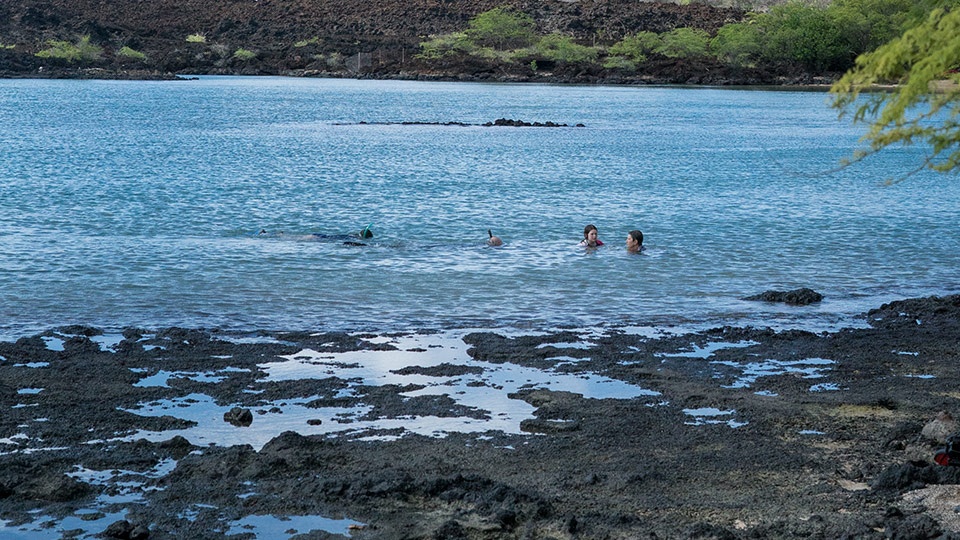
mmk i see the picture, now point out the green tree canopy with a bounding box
[465,7,537,50]
[655,28,710,59]
[830,7,960,177]
[825,0,913,54]
[535,33,598,64]
[756,1,848,71]
[710,22,761,67]
[607,31,660,64]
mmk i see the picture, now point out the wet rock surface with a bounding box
[743,287,824,305]
[2,295,960,538]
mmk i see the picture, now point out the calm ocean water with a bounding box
[1,76,958,339]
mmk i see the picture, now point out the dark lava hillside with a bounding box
[0,0,816,83]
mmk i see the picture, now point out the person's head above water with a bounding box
[580,224,602,247]
[626,229,644,253]
[487,229,503,247]
[358,224,373,239]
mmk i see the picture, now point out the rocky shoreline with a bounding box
[0,64,837,88]
[2,295,960,538]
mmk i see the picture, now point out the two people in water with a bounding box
[490,224,643,252]
[579,224,644,253]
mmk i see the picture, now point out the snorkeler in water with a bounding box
[309,223,374,245]
[487,229,503,247]
[259,223,374,246]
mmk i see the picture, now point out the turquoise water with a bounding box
[1,76,958,338]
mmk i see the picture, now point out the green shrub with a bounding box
[602,56,637,71]
[825,0,913,56]
[465,7,537,50]
[608,31,660,64]
[710,22,761,66]
[416,32,474,59]
[0,43,14,50]
[534,33,598,64]
[473,46,517,63]
[294,36,320,48]
[754,1,848,71]
[35,36,102,63]
[655,28,711,58]
[186,33,206,44]
[117,46,147,61]
[233,48,257,60]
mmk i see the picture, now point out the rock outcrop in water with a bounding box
[743,287,824,305]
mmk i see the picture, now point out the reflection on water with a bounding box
[121,332,660,449]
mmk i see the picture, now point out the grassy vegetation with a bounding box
[294,37,320,48]
[116,46,147,61]
[233,48,257,60]
[186,33,207,44]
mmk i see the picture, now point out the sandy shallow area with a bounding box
[2,295,960,539]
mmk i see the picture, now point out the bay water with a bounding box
[1,76,958,340]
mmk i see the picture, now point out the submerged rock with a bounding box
[743,288,823,305]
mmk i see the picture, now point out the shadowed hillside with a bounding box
[0,0,822,83]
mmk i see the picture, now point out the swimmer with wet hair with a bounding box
[579,224,603,248]
[626,230,644,253]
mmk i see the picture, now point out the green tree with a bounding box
[830,7,960,177]
[655,28,710,59]
[755,1,848,71]
[535,33,598,64]
[825,0,913,55]
[710,22,761,66]
[465,7,536,50]
[607,31,660,64]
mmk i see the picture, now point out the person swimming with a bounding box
[578,224,603,248]
[626,229,644,253]
[487,229,503,247]
[311,224,373,245]
[259,223,373,245]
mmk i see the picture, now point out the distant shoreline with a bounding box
[0,65,842,89]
